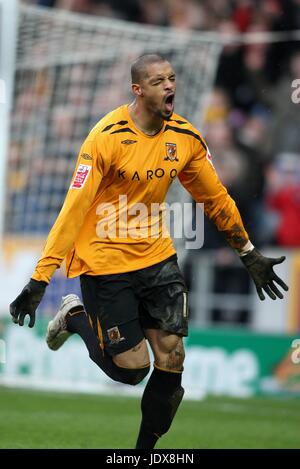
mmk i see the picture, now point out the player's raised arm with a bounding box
[10,133,108,327]
[178,134,288,301]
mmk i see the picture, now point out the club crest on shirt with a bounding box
[164,142,178,162]
[107,326,125,345]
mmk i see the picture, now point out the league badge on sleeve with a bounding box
[206,146,214,168]
[70,164,92,189]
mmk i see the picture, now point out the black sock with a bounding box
[65,309,118,381]
[66,307,98,346]
[65,308,147,385]
[135,367,184,449]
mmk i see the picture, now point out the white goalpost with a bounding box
[0,0,18,239]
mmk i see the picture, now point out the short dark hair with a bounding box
[131,54,168,84]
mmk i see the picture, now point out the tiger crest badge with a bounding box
[164,142,178,162]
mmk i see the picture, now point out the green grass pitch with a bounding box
[0,387,299,449]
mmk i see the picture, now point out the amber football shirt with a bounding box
[32,105,249,283]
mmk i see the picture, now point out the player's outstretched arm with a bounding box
[9,132,106,326]
[178,130,289,301]
[240,248,288,301]
[9,279,48,328]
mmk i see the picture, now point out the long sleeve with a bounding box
[178,139,249,250]
[31,134,108,283]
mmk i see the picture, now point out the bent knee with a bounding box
[113,339,149,369]
[111,339,150,385]
[112,364,150,386]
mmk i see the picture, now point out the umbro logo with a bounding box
[81,153,92,160]
[121,139,137,145]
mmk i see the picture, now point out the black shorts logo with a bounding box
[107,326,125,345]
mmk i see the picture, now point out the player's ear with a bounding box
[132,83,143,97]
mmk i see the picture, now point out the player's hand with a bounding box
[240,248,289,300]
[9,279,48,328]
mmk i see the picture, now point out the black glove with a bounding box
[9,279,48,328]
[240,248,289,301]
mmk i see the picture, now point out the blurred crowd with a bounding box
[23,0,300,34]
[16,0,300,248]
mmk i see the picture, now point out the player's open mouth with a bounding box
[165,93,175,113]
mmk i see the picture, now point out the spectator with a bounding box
[265,153,300,247]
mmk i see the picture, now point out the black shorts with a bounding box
[80,255,189,357]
